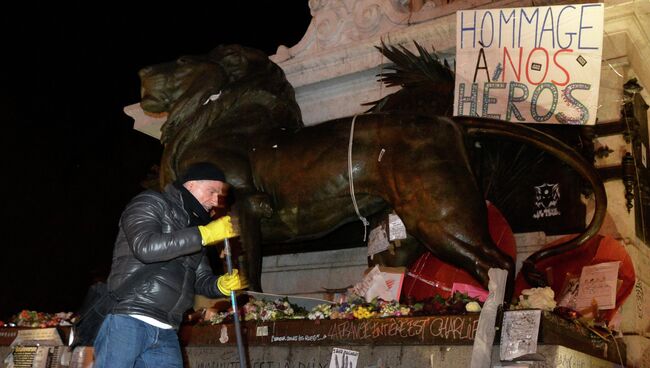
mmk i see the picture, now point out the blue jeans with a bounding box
[93,314,182,368]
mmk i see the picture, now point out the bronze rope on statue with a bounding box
[348,114,370,241]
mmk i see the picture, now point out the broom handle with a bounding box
[224,238,247,367]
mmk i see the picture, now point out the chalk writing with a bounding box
[197,362,328,368]
[327,318,427,340]
[428,316,478,340]
[325,316,477,341]
[271,334,327,343]
[196,362,241,368]
[555,351,589,368]
[185,347,240,368]
[253,361,326,368]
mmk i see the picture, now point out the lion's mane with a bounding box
[139,44,303,187]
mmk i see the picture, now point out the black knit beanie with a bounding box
[179,162,227,183]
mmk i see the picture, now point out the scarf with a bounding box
[174,182,212,226]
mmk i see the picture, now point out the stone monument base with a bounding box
[183,344,623,368]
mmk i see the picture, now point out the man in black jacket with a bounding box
[94,162,247,367]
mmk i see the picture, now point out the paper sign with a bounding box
[500,309,542,361]
[576,261,620,310]
[31,346,52,368]
[219,325,229,344]
[12,345,68,368]
[10,328,63,347]
[377,269,405,302]
[367,225,390,258]
[352,266,389,302]
[12,346,38,367]
[329,347,359,368]
[256,325,269,337]
[388,213,407,241]
[351,265,405,302]
[454,4,604,125]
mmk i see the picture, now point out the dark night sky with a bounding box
[0,2,311,321]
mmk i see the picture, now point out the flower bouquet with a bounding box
[209,297,310,325]
[10,310,75,328]
[209,292,483,325]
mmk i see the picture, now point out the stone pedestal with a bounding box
[179,313,624,367]
[184,344,623,368]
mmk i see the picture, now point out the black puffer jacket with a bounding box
[107,184,222,329]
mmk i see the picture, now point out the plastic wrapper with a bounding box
[402,202,516,301]
[470,268,508,368]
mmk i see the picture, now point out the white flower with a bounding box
[519,287,556,311]
[465,301,482,312]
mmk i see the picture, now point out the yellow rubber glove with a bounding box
[217,269,249,295]
[198,216,238,245]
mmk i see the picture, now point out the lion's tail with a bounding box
[452,116,607,287]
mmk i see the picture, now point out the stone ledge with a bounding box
[263,248,367,270]
[622,335,650,368]
[179,312,623,364]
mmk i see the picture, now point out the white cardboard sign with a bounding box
[454,4,604,125]
[500,309,542,361]
[329,347,359,368]
[576,261,620,310]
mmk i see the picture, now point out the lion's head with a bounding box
[139,55,223,114]
[138,44,303,187]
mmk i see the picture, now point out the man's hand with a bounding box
[217,269,249,295]
[198,216,239,245]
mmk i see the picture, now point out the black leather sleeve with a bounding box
[194,249,221,297]
[120,192,203,263]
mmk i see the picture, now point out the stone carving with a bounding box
[276,0,424,62]
[274,0,466,63]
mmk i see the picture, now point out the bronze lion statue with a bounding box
[138,44,606,298]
